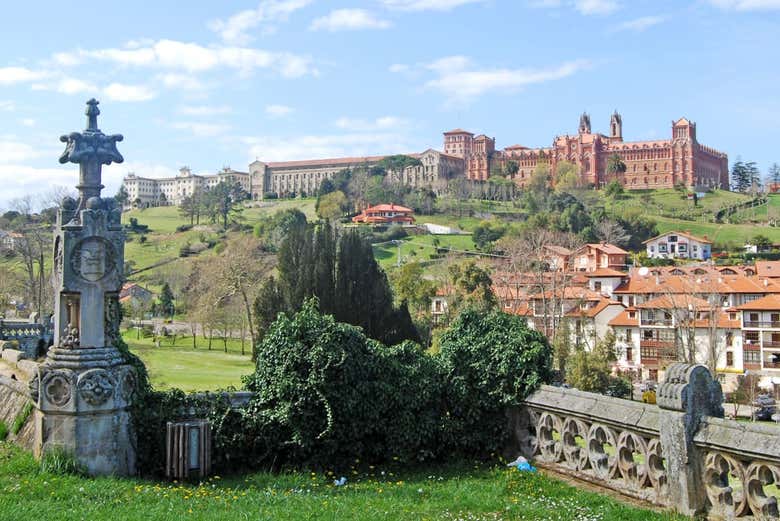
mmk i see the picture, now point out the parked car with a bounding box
[754,406,776,422]
[753,394,776,408]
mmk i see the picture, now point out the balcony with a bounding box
[763,340,780,349]
[641,319,674,327]
[640,341,678,364]
[763,361,780,370]
[743,321,780,329]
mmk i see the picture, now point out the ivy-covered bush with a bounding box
[242,300,444,468]
[126,300,552,475]
[438,308,552,457]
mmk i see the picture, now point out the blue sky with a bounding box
[1,0,779,209]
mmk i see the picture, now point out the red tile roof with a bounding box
[642,231,712,245]
[737,294,780,311]
[443,129,474,135]
[585,268,628,278]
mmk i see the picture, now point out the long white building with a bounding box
[123,167,250,208]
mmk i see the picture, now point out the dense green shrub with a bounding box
[128,301,551,475]
[438,309,552,457]
[0,421,8,441]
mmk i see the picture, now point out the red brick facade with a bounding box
[444,112,729,190]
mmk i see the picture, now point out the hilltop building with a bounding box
[444,111,729,190]
[123,166,250,208]
[249,148,465,199]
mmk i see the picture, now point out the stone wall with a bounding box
[514,363,780,519]
[0,376,35,450]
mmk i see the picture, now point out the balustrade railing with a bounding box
[516,364,780,519]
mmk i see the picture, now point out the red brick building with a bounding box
[444,111,729,190]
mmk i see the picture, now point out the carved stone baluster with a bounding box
[704,451,748,518]
[746,462,780,519]
[617,431,649,490]
[587,423,618,481]
[562,417,590,471]
[537,412,563,463]
[646,438,668,499]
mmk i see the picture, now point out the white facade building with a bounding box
[644,231,712,260]
[122,167,250,209]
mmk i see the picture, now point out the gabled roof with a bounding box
[364,203,413,213]
[566,299,623,318]
[673,117,693,126]
[579,243,629,255]
[609,309,638,327]
[737,294,780,311]
[756,261,780,278]
[643,231,712,245]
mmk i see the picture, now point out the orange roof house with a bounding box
[352,204,415,225]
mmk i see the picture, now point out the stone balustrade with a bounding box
[514,363,780,519]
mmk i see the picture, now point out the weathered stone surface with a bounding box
[33,99,135,477]
[2,349,26,364]
[0,377,35,450]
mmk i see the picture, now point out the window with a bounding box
[659,244,668,253]
[744,350,761,363]
[624,329,632,342]
[668,236,678,243]
[594,281,602,291]
[726,352,733,366]
[626,346,633,361]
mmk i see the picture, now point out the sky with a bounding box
[1,0,779,209]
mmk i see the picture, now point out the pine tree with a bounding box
[252,276,285,354]
[313,221,336,315]
[159,283,175,318]
[731,158,749,192]
[278,220,314,310]
[769,163,780,189]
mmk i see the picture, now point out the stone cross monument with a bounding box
[32,99,137,475]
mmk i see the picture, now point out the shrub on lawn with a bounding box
[40,446,87,476]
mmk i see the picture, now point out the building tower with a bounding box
[610,110,623,141]
[578,112,591,134]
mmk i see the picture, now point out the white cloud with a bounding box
[265,104,294,117]
[708,0,780,9]
[334,116,407,131]
[103,83,157,102]
[423,56,591,103]
[157,73,206,91]
[389,63,410,73]
[0,67,47,85]
[178,105,232,116]
[0,101,15,111]
[380,0,486,11]
[0,140,42,163]
[529,0,620,15]
[170,121,232,137]
[243,132,413,162]
[615,15,664,31]
[54,39,316,78]
[31,77,98,95]
[0,165,76,208]
[310,9,392,31]
[19,118,35,127]
[209,0,312,44]
[574,0,620,15]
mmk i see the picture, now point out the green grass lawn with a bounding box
[123,331,253,392]
[373,234,478,270]
[0,443,683,521]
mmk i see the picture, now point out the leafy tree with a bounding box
[554,161,579,191]
[390,262,436,318]
[604,179,624,198]
[528,162,551,195]
[115,184,130,209]
[316,190,348,221]
[377,154,423,176]
[472,220,508,250]
[448,261,496,312]
[752,234,772,250]
[159,283,175,318]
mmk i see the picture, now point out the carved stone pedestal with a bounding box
[32,99,136,476]
[33,349,136,475]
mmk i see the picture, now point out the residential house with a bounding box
[352,204,415,225]
[571,243,629,272]
[644,231,712,260]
